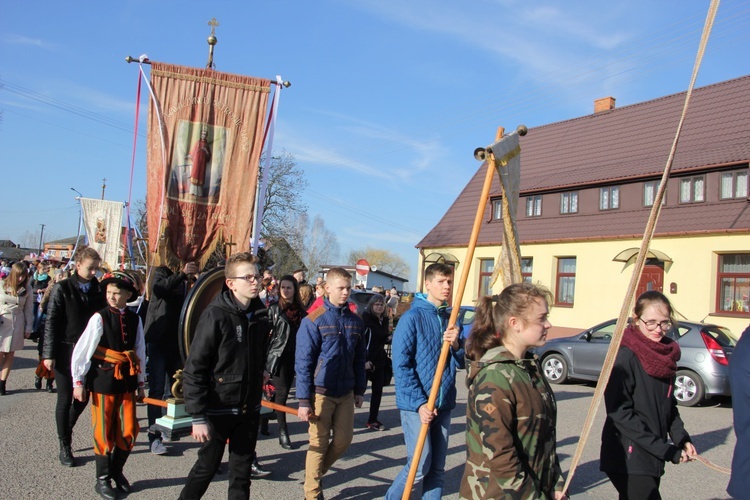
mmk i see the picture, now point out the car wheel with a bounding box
[674,370,705,407]
[542,354,568,384]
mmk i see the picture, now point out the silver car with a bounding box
[532,319,737,407]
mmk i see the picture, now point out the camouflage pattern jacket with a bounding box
[460,346,563,499]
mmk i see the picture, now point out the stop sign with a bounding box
[355,259,370,276]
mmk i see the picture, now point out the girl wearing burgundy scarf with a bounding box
[600,291,697,500]
[265,275,306,449]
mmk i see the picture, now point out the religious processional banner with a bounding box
[493,133,522,287]
[146,62,271,267]
[79,197,124,270]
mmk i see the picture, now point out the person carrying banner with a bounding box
[143,261,197,455]
[178,252,271,500]
[295,267,367,500]
[385,263,464,500]
[728,323,750,498]
[42,247,105,467]
[459,283,564,499]
[600,291,696,499]
[71,271,146,500]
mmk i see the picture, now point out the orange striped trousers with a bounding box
[90,392,139,456]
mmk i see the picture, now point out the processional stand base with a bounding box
[151,398,193,441]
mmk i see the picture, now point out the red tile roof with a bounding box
[418,75,750,248]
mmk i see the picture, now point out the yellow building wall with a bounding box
[419,233,749,335]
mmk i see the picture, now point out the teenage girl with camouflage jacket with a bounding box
[460,283,565,500]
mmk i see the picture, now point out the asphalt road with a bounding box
[0,341,736,499]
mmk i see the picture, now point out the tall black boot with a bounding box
[279,424,293,450]
[260,416,270,436]
[0,380,6,395]
[110,448,131,493]
[59,438,75,467]
[94,454,117,500]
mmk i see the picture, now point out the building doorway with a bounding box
[637,261,664,296]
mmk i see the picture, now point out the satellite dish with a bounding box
[370,265,378,272]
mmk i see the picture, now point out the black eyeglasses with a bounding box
[638,318,672,331]
[229,274,261,283]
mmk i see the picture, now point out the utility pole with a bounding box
[38,224,46,256]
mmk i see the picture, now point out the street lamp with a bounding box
[70,187,83,198]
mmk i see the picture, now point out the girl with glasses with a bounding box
[600,290,697,499]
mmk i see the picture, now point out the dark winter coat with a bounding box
[42,274,105,364]
[143,266,190,345]
[600,346,690,477]
[265,302,305,376]
[295,298,367,406]
[182,291,271,423]
[363,311,389,365]
[728,324,750,497]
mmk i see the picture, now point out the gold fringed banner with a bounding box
[146,62,271,266]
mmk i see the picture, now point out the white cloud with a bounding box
[2,34,58,50]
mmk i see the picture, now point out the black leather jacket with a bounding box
[42,275,105,362]
[182,291,271,420]
[265,302,305,376]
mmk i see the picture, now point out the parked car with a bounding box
[447,306,476,339]
[532,319,737,406]
[348,290,381,316]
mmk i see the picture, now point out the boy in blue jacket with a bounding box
[386,263,463,500]
[296,267,366,500]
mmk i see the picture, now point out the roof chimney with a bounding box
[594,96,616,113]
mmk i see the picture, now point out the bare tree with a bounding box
[347,246,410,278]
[18,229,38,249]
[261,150,309,241]
[289,213,340,277]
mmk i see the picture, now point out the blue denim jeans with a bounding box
[385,409,451,500]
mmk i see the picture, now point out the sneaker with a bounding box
[150,439,168,455]
[366,421,386,431]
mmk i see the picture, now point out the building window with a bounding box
[560,192,578,214]
[478,259,494,298]
[555,257,576,306]
[491,199,503,220]
[526,195,542,217]
[644,180,666,207]
[599,186,619,210]
[717,254,750,314]
[521,258,533,283]
[679,176,705,203]
[720,171,748,200]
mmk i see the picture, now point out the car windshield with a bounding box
[463,310,475,325]
[701,325,738,347]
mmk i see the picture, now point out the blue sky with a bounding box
[2,1,749,288]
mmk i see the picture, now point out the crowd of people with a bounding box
[1,251,747,499]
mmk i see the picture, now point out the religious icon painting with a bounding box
[167,121,229,205]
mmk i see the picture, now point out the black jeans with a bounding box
[271,358,295,428]
[179,412,260,500]
[146,342,182,443]
[53,344,88,441]
[607,472,661,500]
[368,358,387,423]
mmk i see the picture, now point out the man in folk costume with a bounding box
[71,271,146,500]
